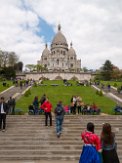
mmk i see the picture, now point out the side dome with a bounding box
[42,44,50,56]
[68,42,76,56]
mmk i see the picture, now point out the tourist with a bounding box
[64,105,70,114]
[77,96,82,114]
[20,80,23,89]
[107,84,111,92]
[79,122,101,163]
[100,123,120,163]
[33,96,39,115]
[40,94,46,105]
[81,104,87,115]
[41,98,52,126]
[70,95,77,114]
[28,104,34,115]
[0,97,8,132]
[39,94,46,114]
[91,103,101,115]
[54,101,65,138]
[7,97,16,115]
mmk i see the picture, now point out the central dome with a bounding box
[52,24,67,45]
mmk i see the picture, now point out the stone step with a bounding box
[6,115,122,120]
[1,144,122,149]
[0,155,80,161]
[0,154,121,161]
[0,134,122,139]
[0,140,122,146]
[0,115,122,162]
[0,149,81,155]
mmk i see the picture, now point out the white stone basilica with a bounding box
[37,25,81,72]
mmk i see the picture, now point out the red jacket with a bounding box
[81,130,101,151]
[40,101,52,112]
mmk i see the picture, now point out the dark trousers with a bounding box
[45,112,52,126]
[77,106,81,114]
[0,114,6,129]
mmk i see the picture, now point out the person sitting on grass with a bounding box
[114,104,122,114]
[64,105,70,114]
[28,104,34,115]
[91,103,101,115]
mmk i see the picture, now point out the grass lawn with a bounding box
[16,80,116,114]
[100,81,122,88]
[0,81,13,93]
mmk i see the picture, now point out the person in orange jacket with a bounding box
[41,98,52,126]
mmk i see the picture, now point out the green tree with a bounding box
[14,62,23,72]
[25,64,35,72]
[101,60,113,80]
[0,67,16,79]
[82,67,88,72]
[36,64,43,72]
[8,52,19,67]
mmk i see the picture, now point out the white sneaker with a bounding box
[2,129,5,132]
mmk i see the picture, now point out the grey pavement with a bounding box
[92,84,122,105]
[0,85,30,101]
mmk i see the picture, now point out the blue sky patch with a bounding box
[37,18,55,43]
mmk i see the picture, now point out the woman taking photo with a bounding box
[101,123,120,163]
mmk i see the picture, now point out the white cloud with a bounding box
[0,0,122,69]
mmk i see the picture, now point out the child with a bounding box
[79,122,101,163]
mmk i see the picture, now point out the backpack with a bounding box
[56,106,63,115]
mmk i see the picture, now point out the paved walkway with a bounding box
[0,85,30,101]
[92,84,122,105]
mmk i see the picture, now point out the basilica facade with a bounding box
[37,25,81,72]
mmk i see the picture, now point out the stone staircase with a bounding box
[0,115,122,162]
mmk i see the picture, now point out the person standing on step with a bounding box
[100,123,120,163]
[8,97,16,115]
[55,101,65,138]
[79,122,101,163]
[0,97,8,132]
[33,96,39,115]
[41,98,52,126]
[40,94,46,114]
[40,94,46,105]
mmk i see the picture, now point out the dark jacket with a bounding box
[0,102,8,114]
[55,104,65,118]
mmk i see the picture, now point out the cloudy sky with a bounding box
[0,0,122,69]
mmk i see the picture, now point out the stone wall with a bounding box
[25,72,92,81]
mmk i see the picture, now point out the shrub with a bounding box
[33,82,37,87]
[24,89,31,97]
[113,83,117,87]
[96,90,99,95]
[99,90,103,96]
[96,90,103,96]
[117,87,121,93]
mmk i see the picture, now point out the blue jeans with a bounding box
[56,117,63,134]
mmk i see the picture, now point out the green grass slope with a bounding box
[16,80,116,114]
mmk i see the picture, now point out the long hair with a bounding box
[101,123,114,145]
